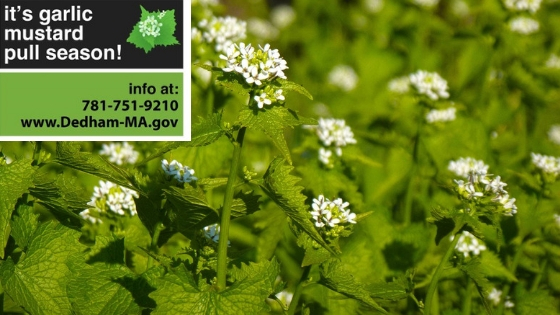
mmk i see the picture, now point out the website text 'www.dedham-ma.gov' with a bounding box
[20,115,178,131]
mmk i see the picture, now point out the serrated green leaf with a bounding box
[274,79,313,100]
[10,202,38,250]
[0,159,36,258]
[150,259,279,314]
[229,190,261,218]
[126,24,154,53]
[138,113,225,165]
[458,258,492,314]
[368,270,414,301]
[54,142,140,194]
[260,157,338,256]
[0,221,86,314]
[164,185,219,236]
[238,107,315,165]
[319,259,388,314]
[516,290,560,315]
[153,9,179,47]
[297,233,332,267]
[30,172,88,223]
[198,177,229,189]
[67,262,143,315]
[479,251,517,282]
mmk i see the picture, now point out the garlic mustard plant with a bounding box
[99,142,139,165]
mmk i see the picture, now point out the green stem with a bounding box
[462,277,473,315]
[496,242,525,315]
[216,127,246,290]
[147,222,163,269]
[530,259,547,292]
[404,108,424,226]
[32,141,42,165]
[425,231,461,315]
[288,265,312,315]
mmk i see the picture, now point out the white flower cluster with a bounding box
[554,214,560,227]
[364,0,384,13]
[531,152,560,176]
[254,85,285,108]
[503,0,542,13]
[546,54,560,69]
[270,5,296,29]
[328,65,358,92]
[452,231,487,257]
[425,107,456,124]
[162,159,198,183]
[509,17,539,34]
[139,15,163,38]
[80,180,139,224]
[99,142,139,165]
[307,118,357,167]
[448,157,489,178]
[221,43,287,83]
[409,70,450,100]
[488,288,515,308]
[193,16,247,53]
[247,18,279,40]
[548,125,560,145]
[412,0,440,8]
[311,195,357,230]
[388,76,411,94]
[449,157,517,216]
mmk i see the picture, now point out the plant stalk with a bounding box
[462,277,473,315]
[288,265,312,315]
[425,231,461,315]
[147,222,163,269]
[496,242,525,315]
[530,258,547,292]
[216,127,246,290]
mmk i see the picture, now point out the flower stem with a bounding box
[216,126,246,291]
[147,222,163,269]
[496,242,525,315]
[530,258,547,292]
[288,265,312,315]
[425,231,461,315]
[462,277,473,315]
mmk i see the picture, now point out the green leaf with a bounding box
[238,107,315,165]
[0,221,86,314]
[319,259,388,314]
[274,79,313,100]
[198,177,229,189]
[30,172,88,223]
[0,159,36,258]
[55,142,139,194]
[139,113,225,165]
[458,258,492,314]
[479,251,518,282]
[149,259,279,314]
[126,24,154,53]
[10,202,39,250]
[229,190,261,218]
[193,63,251,96]
[153,9,179,47]
[260,157,338,256]
[297,233,332,267]
[67,262,143,315]
[367,270,414,301]
[164,185,219,236]
[515,290,560,315]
